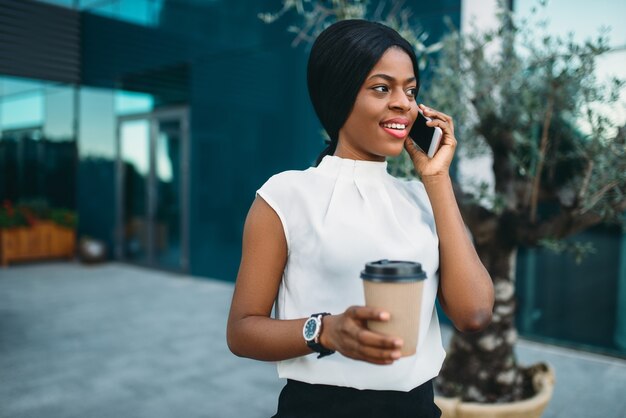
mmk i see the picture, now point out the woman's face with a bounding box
[337,47,419,161]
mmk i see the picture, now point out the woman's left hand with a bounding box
[404,104,457,180]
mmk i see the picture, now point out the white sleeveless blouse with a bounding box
[256,155,445,391]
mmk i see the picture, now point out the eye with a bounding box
[407,88,417,98]
[373,85,389,93]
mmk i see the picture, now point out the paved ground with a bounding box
[1,262,625,418]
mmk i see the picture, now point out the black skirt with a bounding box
[271,378,442,418]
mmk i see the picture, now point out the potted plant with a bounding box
[0,200,78,266]
[261,0,625,415]
[421,5,624,414]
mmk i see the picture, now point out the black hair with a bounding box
[307,19,420,166]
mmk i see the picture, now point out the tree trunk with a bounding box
[435,244,536,403]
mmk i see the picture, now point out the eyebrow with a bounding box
[367,73,416,83]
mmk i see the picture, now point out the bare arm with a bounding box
[404,104,494,333]
[423,174,494,332]
[226,196,309,360]
[226,196,403,364]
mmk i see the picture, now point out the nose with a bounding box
[389,89,411,112]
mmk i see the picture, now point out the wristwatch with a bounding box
[303,312,335,358]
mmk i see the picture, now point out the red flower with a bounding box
[3,200,13,215]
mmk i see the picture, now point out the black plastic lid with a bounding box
[360,259,426,282]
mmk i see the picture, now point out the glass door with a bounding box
[116,108,188,272]
[119,119,150,263]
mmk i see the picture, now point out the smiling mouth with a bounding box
[380,122,408,139]
[381,122,407,130]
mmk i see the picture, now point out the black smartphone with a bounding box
[409,109,442,158]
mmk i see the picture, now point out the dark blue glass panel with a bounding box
[516,226,625,357]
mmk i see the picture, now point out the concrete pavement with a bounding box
[1,262,625,417]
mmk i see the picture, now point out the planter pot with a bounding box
[0,222,76,266]
[435,365,555,418]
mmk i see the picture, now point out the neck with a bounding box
[334,140,386,162]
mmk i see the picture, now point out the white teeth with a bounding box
[382,123,406,130]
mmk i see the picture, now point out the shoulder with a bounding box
[255,167,317,253]
[256,166,321,207]
[262,169,309,187]
[258,168,315,195]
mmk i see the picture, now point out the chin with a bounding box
[379,142,406,158]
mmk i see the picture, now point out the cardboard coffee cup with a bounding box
[361,259,427,357]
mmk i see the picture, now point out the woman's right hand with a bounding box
[320,306,404,365]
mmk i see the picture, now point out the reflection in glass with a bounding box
[0,94,44,130]
[83,0,165,27]
[120,119,149,262]
[154,119,181,270]
[79,88,116,159]
[0,133,21,202]
[0,76,43,97]
[115,90,154,116]
[0,128,44,203]
[44,85,75,141]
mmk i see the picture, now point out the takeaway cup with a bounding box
[361,259,427,357]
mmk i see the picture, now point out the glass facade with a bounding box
[2,0,346,275]
[0,76,77,209]
[1,0,625,358]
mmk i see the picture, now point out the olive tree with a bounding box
[426,6,625,402]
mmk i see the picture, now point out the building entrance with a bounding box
[116,107,189,272]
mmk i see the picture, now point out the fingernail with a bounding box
[394,339,403,348]
[379,312,390,320]
[392,351,401,359]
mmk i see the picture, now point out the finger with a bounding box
[419,104,453,124]
[426,120,456,145]
[426,119,448,131]
[346,306,390,321]
[420,105,454,132]
[404,138,429,165]
[404,135,423,157]
[341,335,398,365]
[356,344,402,362]
[356,328,404,349]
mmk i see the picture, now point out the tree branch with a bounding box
[576,160,594,204]
[529,93,554,223]
[453,182,499,245]
[517,198,626,245]
[576,180,620,216]
[291,4,332,47]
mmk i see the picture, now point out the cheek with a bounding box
[341,95,386,138]
[409,108,419,126]
[347,103,374,128]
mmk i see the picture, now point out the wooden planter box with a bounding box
[0,221,76,266]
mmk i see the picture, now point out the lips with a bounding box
[381,117,410,125]
[380,117,410,139]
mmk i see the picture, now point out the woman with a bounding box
[227,19,494,417]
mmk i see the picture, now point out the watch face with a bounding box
[303,317,318,341]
